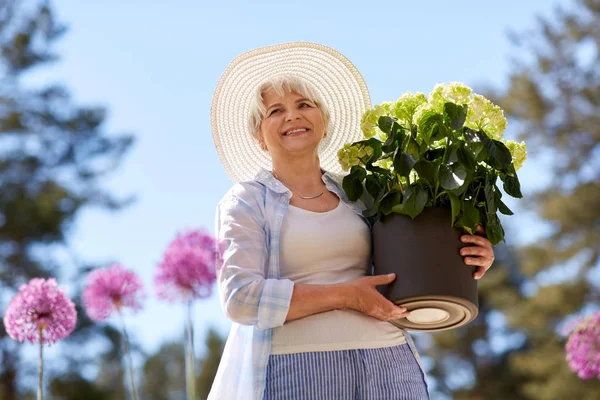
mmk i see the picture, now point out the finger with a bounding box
[386,308,410,321]
[461,234,492,248]
[473,264,491,280]
[370,273,396,286]
[460,246,488,257]
[476,225,485,235]
[463,256,492,268]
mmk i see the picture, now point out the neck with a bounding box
[271,154,324,193]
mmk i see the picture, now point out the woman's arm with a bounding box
[216,191,295,330]
[285,273,410,322]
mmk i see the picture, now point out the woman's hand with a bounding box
[342,273,410,321]
[460,225,495,280]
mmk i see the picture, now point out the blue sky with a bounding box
[24,0,560,359]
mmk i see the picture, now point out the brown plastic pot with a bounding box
[372,206,479,332]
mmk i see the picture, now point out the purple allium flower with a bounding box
[82,264,145,321]
[3,278,77,345]
[565,311,600,380]
[154,229,217,302]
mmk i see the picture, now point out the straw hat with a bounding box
[211,42,372,182]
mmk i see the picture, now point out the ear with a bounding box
[258,137,268,152]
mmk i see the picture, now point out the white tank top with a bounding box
[271,199,406,355]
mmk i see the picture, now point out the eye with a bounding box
[268,108,282,116]
[299,102,312,108]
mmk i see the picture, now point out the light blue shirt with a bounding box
[208,168,424,399]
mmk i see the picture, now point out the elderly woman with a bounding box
[209,43,494,400]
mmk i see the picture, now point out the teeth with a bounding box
[284,128,307,136]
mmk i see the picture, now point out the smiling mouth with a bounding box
[282,128,310,136]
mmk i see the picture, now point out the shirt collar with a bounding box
[254,167,343,196]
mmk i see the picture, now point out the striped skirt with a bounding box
[264,343,429,399]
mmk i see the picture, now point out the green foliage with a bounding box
[338,84,527,244]
[140,328,225,400]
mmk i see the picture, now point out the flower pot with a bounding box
[372,206,479,332]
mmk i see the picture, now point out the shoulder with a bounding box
[217,180,268,218]
[324,171,345,187]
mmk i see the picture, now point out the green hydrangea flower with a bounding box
[465,94,507,140]
[429,82,472,113]
[337,143,375,171]
[503,140,527,171]
[373,157,393,170]
[412,102,435,126]
[392,92,427,127]
[361,104,389,138]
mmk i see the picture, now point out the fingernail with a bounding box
[388,273,395,277]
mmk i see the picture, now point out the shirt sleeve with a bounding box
[215,192,294,330]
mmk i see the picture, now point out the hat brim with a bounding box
[211,42,371,182]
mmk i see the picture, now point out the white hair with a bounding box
[247,74,331,141]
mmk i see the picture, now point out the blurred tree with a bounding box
[423,0,600,398]
[141,327,224,400]
[0,0,134,398]
[196,327,225,400]
[141,341,185,400]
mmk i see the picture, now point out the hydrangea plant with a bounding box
[338,83,527,245]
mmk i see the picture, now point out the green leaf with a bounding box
[498,199,514,215]
[391,186,429,219]
[342,175,363,201]
[365,164,389,174]
[457,143,477,170]
[350,165,367,181]
[418,112,446,144]
[424,148,445,162]
[378,116,395,134]
[378,191,402,215]
[380,121,404,153]
[365,174,382,200]
[485,214,505,245]
[447,143,459,163]
[444,102,468,131]
[484,176,497,216]
[468,142,488,162]
[500,169,523,198]
[484,138,513,169]
[463,127,482,142]
[405,137,421,156]
[448,192,461,225]
[413,160,437,185]
[439,163,467,190]
[457,199,480,234]
[393,151,417,177]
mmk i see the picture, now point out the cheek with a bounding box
[260,120,279,142]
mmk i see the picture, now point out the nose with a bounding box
[284,107,301,121]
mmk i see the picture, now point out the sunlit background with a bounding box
[2,0,599,398]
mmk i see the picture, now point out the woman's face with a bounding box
[259,88,326,159]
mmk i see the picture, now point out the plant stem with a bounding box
[185,299,196,400]
[119,310,139,400]
[38,328,43,400]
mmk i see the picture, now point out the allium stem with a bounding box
[38,328,43,400]
[185,300,196,400]
[119,310,139,400]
